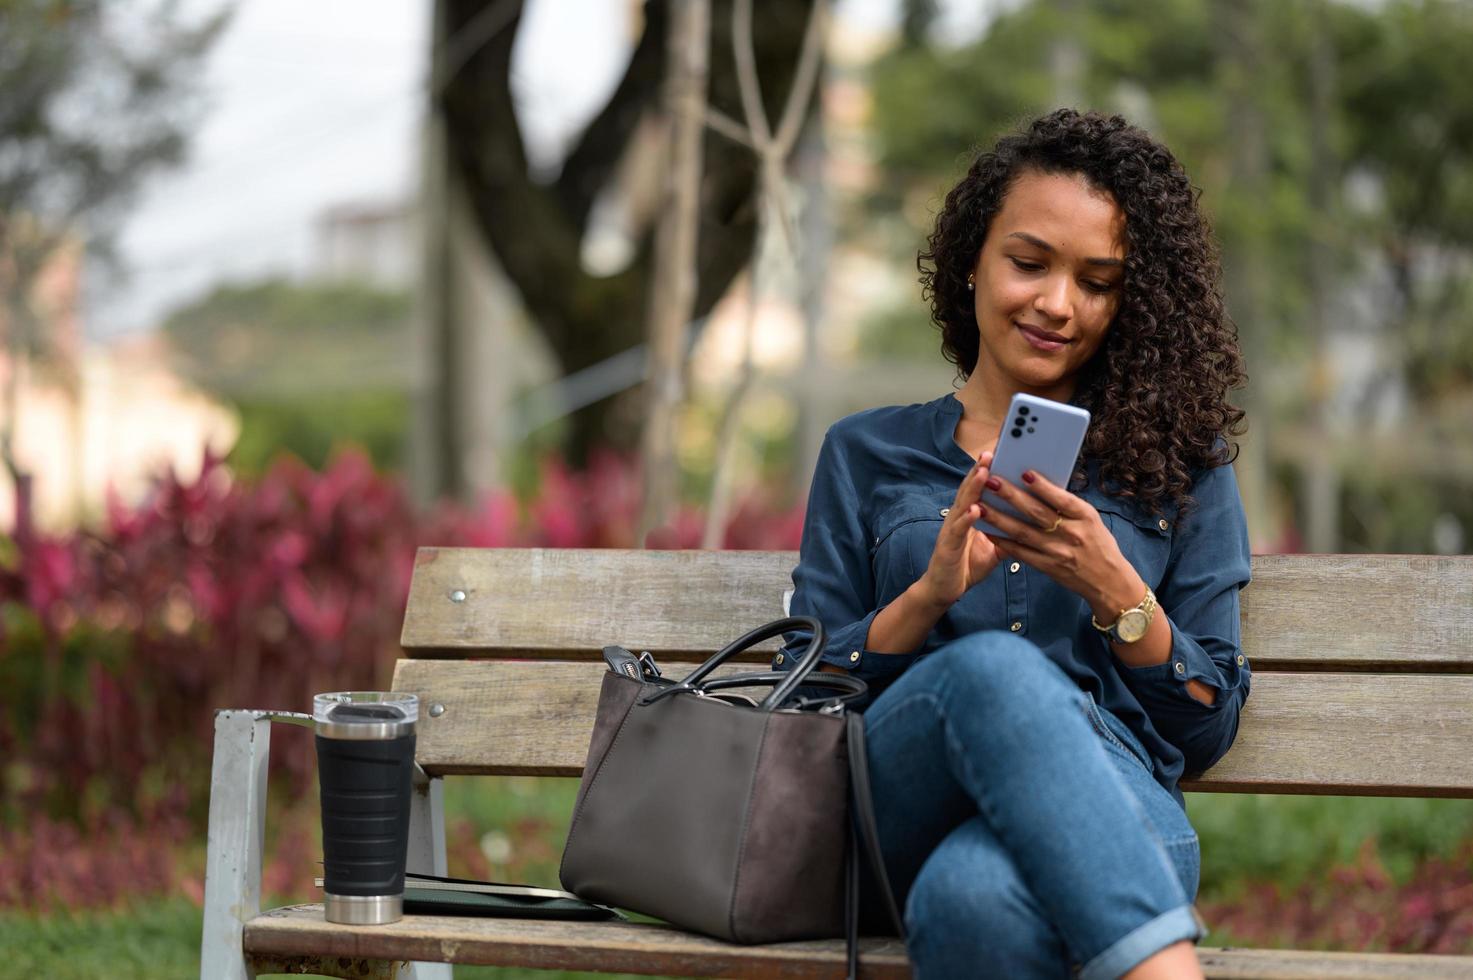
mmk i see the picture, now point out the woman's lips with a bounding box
[1016,322,1069,351]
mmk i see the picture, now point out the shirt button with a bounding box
[1174,662,1186,674]
[1009,561,1021,573]
[1236,654,1245,666]
[940,508,950,517]
[1010,621,1023,632]
[849,650,861,663]
[775,653,784,666]
[1158,519,1170,531]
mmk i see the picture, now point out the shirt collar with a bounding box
[932,392,976,469]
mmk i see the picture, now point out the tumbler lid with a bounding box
[314,692,418,739]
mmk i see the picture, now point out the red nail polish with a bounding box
[985,477,1001,491]
[977,505,987,517]
[1022,471,1036,484]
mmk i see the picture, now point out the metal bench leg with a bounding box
[402,766,452,980]
[200,710,272,980]
[200,713,452,980]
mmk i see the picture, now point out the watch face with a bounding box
[1116,609,1149,643]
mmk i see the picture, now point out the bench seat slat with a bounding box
[401,549,1473,672]
[391,660,1473,796]
[244,906,911,978]
[242,907,1473,979]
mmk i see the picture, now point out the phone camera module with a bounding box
[1014,417,1026,427]
[1011,428,1023,438]
[1027,426,1035,433]
[1018,406,1030,416]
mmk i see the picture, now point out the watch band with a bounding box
[1091,586,1157,643]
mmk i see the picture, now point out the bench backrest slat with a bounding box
[402,549,1473,672]
[390,659,1473,797]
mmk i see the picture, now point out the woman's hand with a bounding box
[978,470,1145,621]
[915,451,1002,611]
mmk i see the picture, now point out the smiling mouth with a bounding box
[1015,322,1070,350]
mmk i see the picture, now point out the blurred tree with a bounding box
[858,0,1473,552]
[432,0,820,467]
[162,278,412,473]
[163,280,412,397]
[1335,0,1473,401]
[900,0,939,49]
[0,0,225,534]
[642,0,711,545]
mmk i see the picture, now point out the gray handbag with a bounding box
[559,616,904,978]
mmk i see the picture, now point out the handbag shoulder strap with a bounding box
[847,710,906,939]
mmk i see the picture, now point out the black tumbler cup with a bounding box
[313,691,419,924]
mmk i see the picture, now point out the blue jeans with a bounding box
[863,631,1203,980]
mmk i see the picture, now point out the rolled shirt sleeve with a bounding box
[774,426,919,686]
[1116,460,1252,776]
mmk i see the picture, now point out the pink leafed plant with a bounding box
[0,447,805,909]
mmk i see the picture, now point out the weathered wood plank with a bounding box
[243,907,1473,979]
[244,906,912,978]
[401,548,795,662]
[390,660,1473,796]
[1195,946,1473,979]
[1238,553,1473,672]
[391,660,784,778]
[400,549,1473,672]
[1180,672,1473,797]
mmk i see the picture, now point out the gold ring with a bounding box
[1043,515,1063,533]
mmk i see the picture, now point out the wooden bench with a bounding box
[202,547,1473,979]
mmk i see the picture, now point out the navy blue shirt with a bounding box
[775,392,1252,807]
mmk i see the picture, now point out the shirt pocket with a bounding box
[1092,496,1172,585]
[870,492,951,601]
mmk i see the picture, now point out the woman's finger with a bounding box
[1019,469,1088,519]
[950,454,994,523]
[976,502,1040,548]
[984,476,1057,530]
[986,532,1052,567]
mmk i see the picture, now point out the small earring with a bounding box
[966,273,975,292]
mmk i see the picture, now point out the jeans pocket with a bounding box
[1080,694,1149,771]
[1162,833,1201,903]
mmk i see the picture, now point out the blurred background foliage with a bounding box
[3,0,1473,974]
[163,279,414,474]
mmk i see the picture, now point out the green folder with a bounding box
[403,886,622,919]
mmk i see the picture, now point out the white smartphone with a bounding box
[974,393,1091,539]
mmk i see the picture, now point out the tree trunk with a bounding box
[412,0,469,505]
[1049,0,1084,108]
[638,0,710,544]
[1303,0,1341,553]
[1215,0,1279,550]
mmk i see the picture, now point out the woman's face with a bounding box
[970,169,1126,397]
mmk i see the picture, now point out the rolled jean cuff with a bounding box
[1077,905,1204,980]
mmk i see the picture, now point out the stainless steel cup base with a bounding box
[324,892,403,925]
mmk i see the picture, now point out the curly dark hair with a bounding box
[919,108,1246,518]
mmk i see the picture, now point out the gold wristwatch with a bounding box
[1092,586,1158,644]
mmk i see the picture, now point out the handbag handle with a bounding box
[638,616,831,711]
[697,670,867,708]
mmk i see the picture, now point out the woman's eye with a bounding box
[1082,279,1116,295]
[1009,257,1043,273]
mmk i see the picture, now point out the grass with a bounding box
[4,776,1472,977]
[0,899,202,980]
[0,898,660,980]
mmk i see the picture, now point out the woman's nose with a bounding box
[1032,275,1073,321]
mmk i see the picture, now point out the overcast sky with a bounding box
[90,0,992,342]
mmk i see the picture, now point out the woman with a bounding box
[775,109,1250,979]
